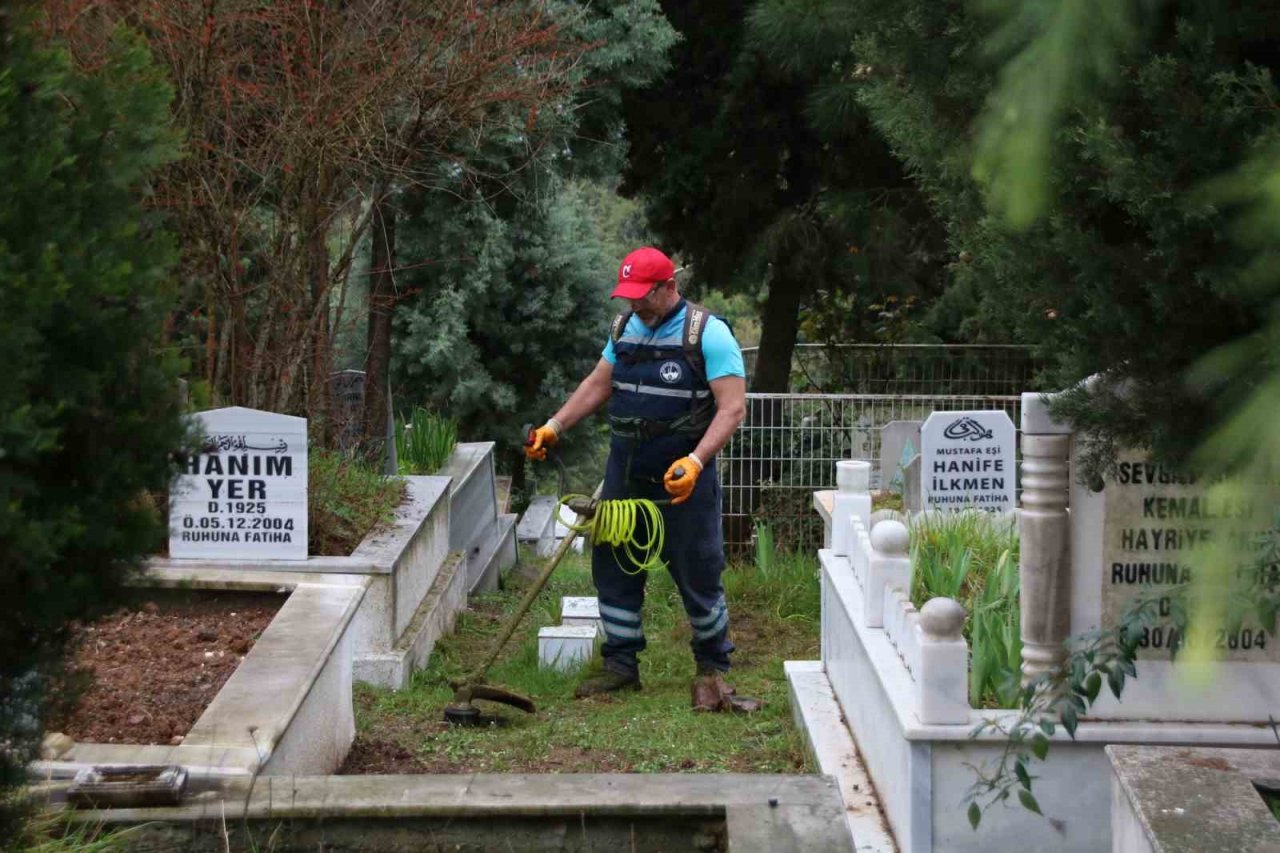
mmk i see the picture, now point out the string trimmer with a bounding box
[442,430,681,726]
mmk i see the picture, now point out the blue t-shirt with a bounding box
[602,305,745,380]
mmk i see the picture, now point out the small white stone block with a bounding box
[915,598,970,724]
[538,625,597,672]
[915,634,969,724]
[865,520,911,629]
[561,596,604,635]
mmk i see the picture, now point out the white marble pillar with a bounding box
[1019,426,1072,685]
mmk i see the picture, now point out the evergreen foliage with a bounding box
[621,0,949,392]
[0,19,188,836]
[391,0,677,485]
[752,0,1280,474]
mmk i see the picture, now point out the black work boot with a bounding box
[574,666,640,698]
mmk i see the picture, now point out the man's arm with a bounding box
[692,375,746,462]
[551,358,614,433]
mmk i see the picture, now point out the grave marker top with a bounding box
[921,410,1015,513]
[169,407,308,561]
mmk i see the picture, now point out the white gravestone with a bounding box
[1099,451,1277,664]
[169,407,308,560]
[921,410,1015,512]
[1069,447,1280,721]
[879,420,922,493]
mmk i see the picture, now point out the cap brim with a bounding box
[610,280,652,299]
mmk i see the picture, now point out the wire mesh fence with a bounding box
[741,343,1044,396]
[718,392,1023,555]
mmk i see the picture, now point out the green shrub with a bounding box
[309,449,406,556]
[395,406,457,475]
[909,511,1021,707]
[0,22,190,839]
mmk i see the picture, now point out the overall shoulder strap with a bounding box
[610,310,632,344]
[682,302,709,381]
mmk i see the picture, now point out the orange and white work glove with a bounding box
[524,419,562,461]
[663,453,703,505]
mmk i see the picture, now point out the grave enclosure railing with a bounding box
[717,392,1023,554]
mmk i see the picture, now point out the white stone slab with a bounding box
[516,494,558,541]
[538,625,597,672]
[561,596,603,635]
[921,410,1015,513]
[785,660,898,853]
[1070,443,1280,721]
[813,546,1278,853]
[879,420,922,494]
[170,407,308,560]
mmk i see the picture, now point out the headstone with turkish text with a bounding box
[921,410,1016,513]
[169,407,308,560]
[1098,450,1278,664]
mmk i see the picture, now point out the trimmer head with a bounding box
[443,682,537,726]
[442,702,483,726]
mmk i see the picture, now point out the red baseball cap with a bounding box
[611,247,675,299]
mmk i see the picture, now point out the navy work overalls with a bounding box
[595,300,734,678]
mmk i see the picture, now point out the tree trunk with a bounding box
[308,213,332,445]
[750,278,803,393]
[362,192,396,464]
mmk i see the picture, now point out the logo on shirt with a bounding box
[659,361,683,384]
[622,263,633,279]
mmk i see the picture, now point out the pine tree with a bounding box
[0,19,189,834]
[390,0,677,486]
[754,0,1280,473]
[621,0,947,392]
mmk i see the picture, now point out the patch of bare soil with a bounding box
[49,590,285,746]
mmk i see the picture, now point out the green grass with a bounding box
[308,449,406,556]
[349,548,820,774]
[12,808,143,852]
[909,511,1021,708]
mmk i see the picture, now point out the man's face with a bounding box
[628,280,669,327]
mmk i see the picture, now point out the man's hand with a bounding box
[525,420,561,461]
[663,454,703,504]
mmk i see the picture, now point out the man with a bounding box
[526,246,754,712]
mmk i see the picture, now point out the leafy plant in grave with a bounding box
[969,549,1022,709]
[909,511,1021,708]
[395,407,458,475]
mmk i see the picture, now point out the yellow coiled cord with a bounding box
[558,496,666,575]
